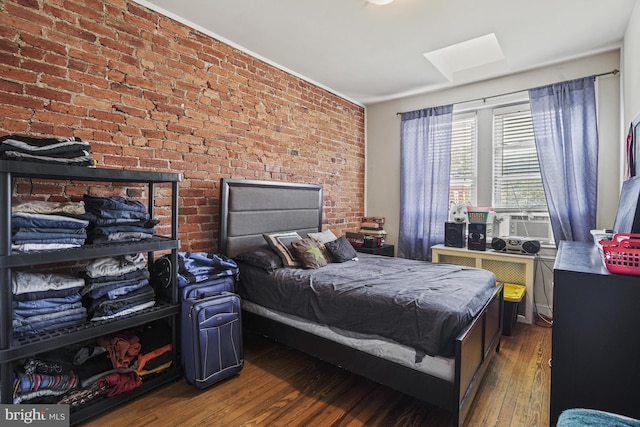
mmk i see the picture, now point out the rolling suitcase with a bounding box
[181,282,243,389]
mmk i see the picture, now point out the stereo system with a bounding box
[468,223,486,251]
[491,236,541,254]
[443,220,541,254]
[444,222,466,248]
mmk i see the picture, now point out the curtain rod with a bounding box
[395,69,619,116]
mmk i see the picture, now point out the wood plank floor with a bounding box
[80,322,552,427]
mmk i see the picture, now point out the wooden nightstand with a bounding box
[355,244,394,257]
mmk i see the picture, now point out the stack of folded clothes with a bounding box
[12,271,87,339]
[0,135,95,166]
[82,253,156,321]
[12,357,79,404]
[11,200,89,252]
[82,194,157,244]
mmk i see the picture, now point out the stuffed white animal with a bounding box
[448,204,467,223]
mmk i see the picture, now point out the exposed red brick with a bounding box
[64,0,104,22]
[0,0,365,252]
[4,2,54,29]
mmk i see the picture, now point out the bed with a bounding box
[219,178,503,427]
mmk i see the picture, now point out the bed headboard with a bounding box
[219,178,323,258]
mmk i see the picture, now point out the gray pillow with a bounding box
[235,245,283,272]
[325,236,358,262]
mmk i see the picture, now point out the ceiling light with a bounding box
[367,0,395,5]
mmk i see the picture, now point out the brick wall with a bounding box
[0,0,365,252]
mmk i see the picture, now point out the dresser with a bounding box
[551,240,640,425]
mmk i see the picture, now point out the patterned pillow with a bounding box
[325,236,358,263]
[291,238,328,269]
[307,229,337,262]
[263,231,302,267]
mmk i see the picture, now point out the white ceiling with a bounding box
[140,0,637,106]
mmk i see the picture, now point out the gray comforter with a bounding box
[237,253,497,358]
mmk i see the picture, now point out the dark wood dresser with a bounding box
[551,240,640,425]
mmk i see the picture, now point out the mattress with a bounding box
[237,253,497,358]
[242,299,455,381]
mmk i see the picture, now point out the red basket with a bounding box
[599,233,640,275]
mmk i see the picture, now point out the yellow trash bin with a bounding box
[503,283,526,336]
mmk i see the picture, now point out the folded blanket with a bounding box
[558,409,640,427]
[0,135,95,166]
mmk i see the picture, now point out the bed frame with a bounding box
[219,178,503,427]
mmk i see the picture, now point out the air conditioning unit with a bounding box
[495,213,553,244]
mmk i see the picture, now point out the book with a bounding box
[361,221,381,230]
[362,216,385,225]
[359,228,387,236]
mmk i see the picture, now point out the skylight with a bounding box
[423,33,506,82]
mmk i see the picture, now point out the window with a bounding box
[450,100,553,243]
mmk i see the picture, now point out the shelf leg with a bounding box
[0,171,12,403]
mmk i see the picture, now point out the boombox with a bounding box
[491,236,541,254]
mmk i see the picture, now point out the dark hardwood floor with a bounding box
[81,322,552,427]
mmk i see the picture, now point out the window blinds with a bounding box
[493,106,546,209]
[449,112,477,206]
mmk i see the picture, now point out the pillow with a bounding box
[307,229,338,261]
[263,231,302,267]
[290,238,328,269]
[325,236,358,263]
[234,245,283,272]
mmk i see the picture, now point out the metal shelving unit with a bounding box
[0,161,183,424]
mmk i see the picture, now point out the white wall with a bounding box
[623,1,640,127]
[366,50,621,246]
[365,50,622,319]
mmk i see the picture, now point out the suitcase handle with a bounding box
[197,291,232,300]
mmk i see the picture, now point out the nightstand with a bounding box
[356,244,395,257]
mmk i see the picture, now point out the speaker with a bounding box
[522,239,541,254]
[444,222,466,248]
[491,236,506,251]
[468,223,486,251]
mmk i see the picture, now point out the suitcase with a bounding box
[180,284,243,389]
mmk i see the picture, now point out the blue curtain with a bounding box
[399,105,453,261]
[528,77,598,243]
